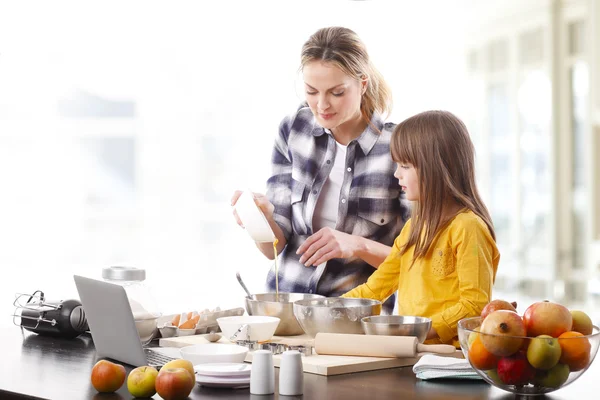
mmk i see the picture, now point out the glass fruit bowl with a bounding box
[458,316,600,396]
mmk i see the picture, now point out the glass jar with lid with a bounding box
[102,266,161,344]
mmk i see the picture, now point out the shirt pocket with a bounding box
[357,196,399,227]
[430,246,456,277]
[290,179,308,235]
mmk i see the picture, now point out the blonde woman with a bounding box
[232,27,408,313]
[343,110,500,346]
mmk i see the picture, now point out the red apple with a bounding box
[481,299,518,320]
[155,367,195,400]
[497,353,535,386]
[162,359,195,385]
[480,310,526,357]
[90,359,126,393]
[523,301,572,337]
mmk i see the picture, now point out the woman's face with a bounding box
[394,162,419,201]
[303,61,364,131]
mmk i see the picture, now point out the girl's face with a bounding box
[303,61,364,131]
[394,162,419,201]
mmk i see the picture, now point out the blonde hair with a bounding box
[390,110,496,263]
[300,27,392,125]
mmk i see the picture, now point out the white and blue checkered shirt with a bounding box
[265,104,409,313]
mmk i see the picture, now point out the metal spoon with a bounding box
[236,272,252,298]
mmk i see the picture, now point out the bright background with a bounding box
[1,0,599,323]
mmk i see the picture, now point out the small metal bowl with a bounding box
[361,315,431,343]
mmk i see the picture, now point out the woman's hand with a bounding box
[231,190,275,227]
[297,227,359,267]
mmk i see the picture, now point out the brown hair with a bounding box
[300,26,392,125]
[390,110,496,262]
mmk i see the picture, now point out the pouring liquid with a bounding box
[273,239,279,300]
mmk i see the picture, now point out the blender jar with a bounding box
[102,266,161,345]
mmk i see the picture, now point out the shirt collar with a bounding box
[312,113,383,155]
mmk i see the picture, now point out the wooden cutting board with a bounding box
[159,334,437,376]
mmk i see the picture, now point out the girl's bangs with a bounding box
[391,124,417,165]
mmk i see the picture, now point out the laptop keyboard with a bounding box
[144,348,177,369]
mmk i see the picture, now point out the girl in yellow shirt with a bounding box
[343,110,500,347]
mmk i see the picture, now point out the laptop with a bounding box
[74,275,176,368]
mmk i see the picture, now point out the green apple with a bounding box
[485,368,503,385]
[127,366,158,398]
[571,310,593,335]
[527,335,561,370]
[468,327,480,348]
[534,363,570,388]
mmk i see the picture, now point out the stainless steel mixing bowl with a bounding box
[361,315,431,343]
[292,297,382,337]
[245,293,325,336]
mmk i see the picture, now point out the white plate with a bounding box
[234,190,275,243]
[194,363,251,377]
[195,374,250,388]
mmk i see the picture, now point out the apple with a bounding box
[481,299,518,320]
[497,353,535,386]
[90,360,126,393]
[127,366,158,398]
[570,310,593,335]
[523,301,572,337]
[468,327,480,348]
[480,310,526,357]
[485,369,503,385]
[162,359,195,385]
[526,335,561,370]
[533,363,570,388]
[155,368,195,400]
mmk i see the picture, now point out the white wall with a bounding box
[0,1,470,318]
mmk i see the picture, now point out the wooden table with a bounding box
[0,324,596,399]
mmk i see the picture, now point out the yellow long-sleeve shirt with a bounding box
[343,209,499,346]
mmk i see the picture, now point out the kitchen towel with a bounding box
[412,354,482,380]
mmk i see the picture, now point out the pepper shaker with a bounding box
[250,350,275,395]
[279,350,304,396]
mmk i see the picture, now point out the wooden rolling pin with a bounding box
[314,333,457,358]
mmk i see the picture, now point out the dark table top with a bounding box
[0,324,596,400]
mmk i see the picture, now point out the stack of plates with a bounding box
[194,363,252,389]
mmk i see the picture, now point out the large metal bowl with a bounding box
[361,315,431,343]
[293,297,382,337]
[245,293,325,336]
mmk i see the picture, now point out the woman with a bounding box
[232,27,409,313]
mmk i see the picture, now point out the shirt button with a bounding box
[308,289,313,293]
[381,218,385,223]
[341,199,346,204]
[347,167,352,172]
[326,160,331,164]
[312,190,318,194]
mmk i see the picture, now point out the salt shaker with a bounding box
[250,350,275,395]
[279,350,304,396]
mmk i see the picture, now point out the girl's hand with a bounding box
[297,227,358,267]
[231,190,275,227]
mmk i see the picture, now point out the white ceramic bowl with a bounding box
[234,190,275,242]
[180,343,249,364]
[134,315,159,345]
[217,315,280,342]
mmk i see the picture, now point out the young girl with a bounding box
[343,110,500,347]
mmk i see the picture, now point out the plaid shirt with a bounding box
[265,104,409,312]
